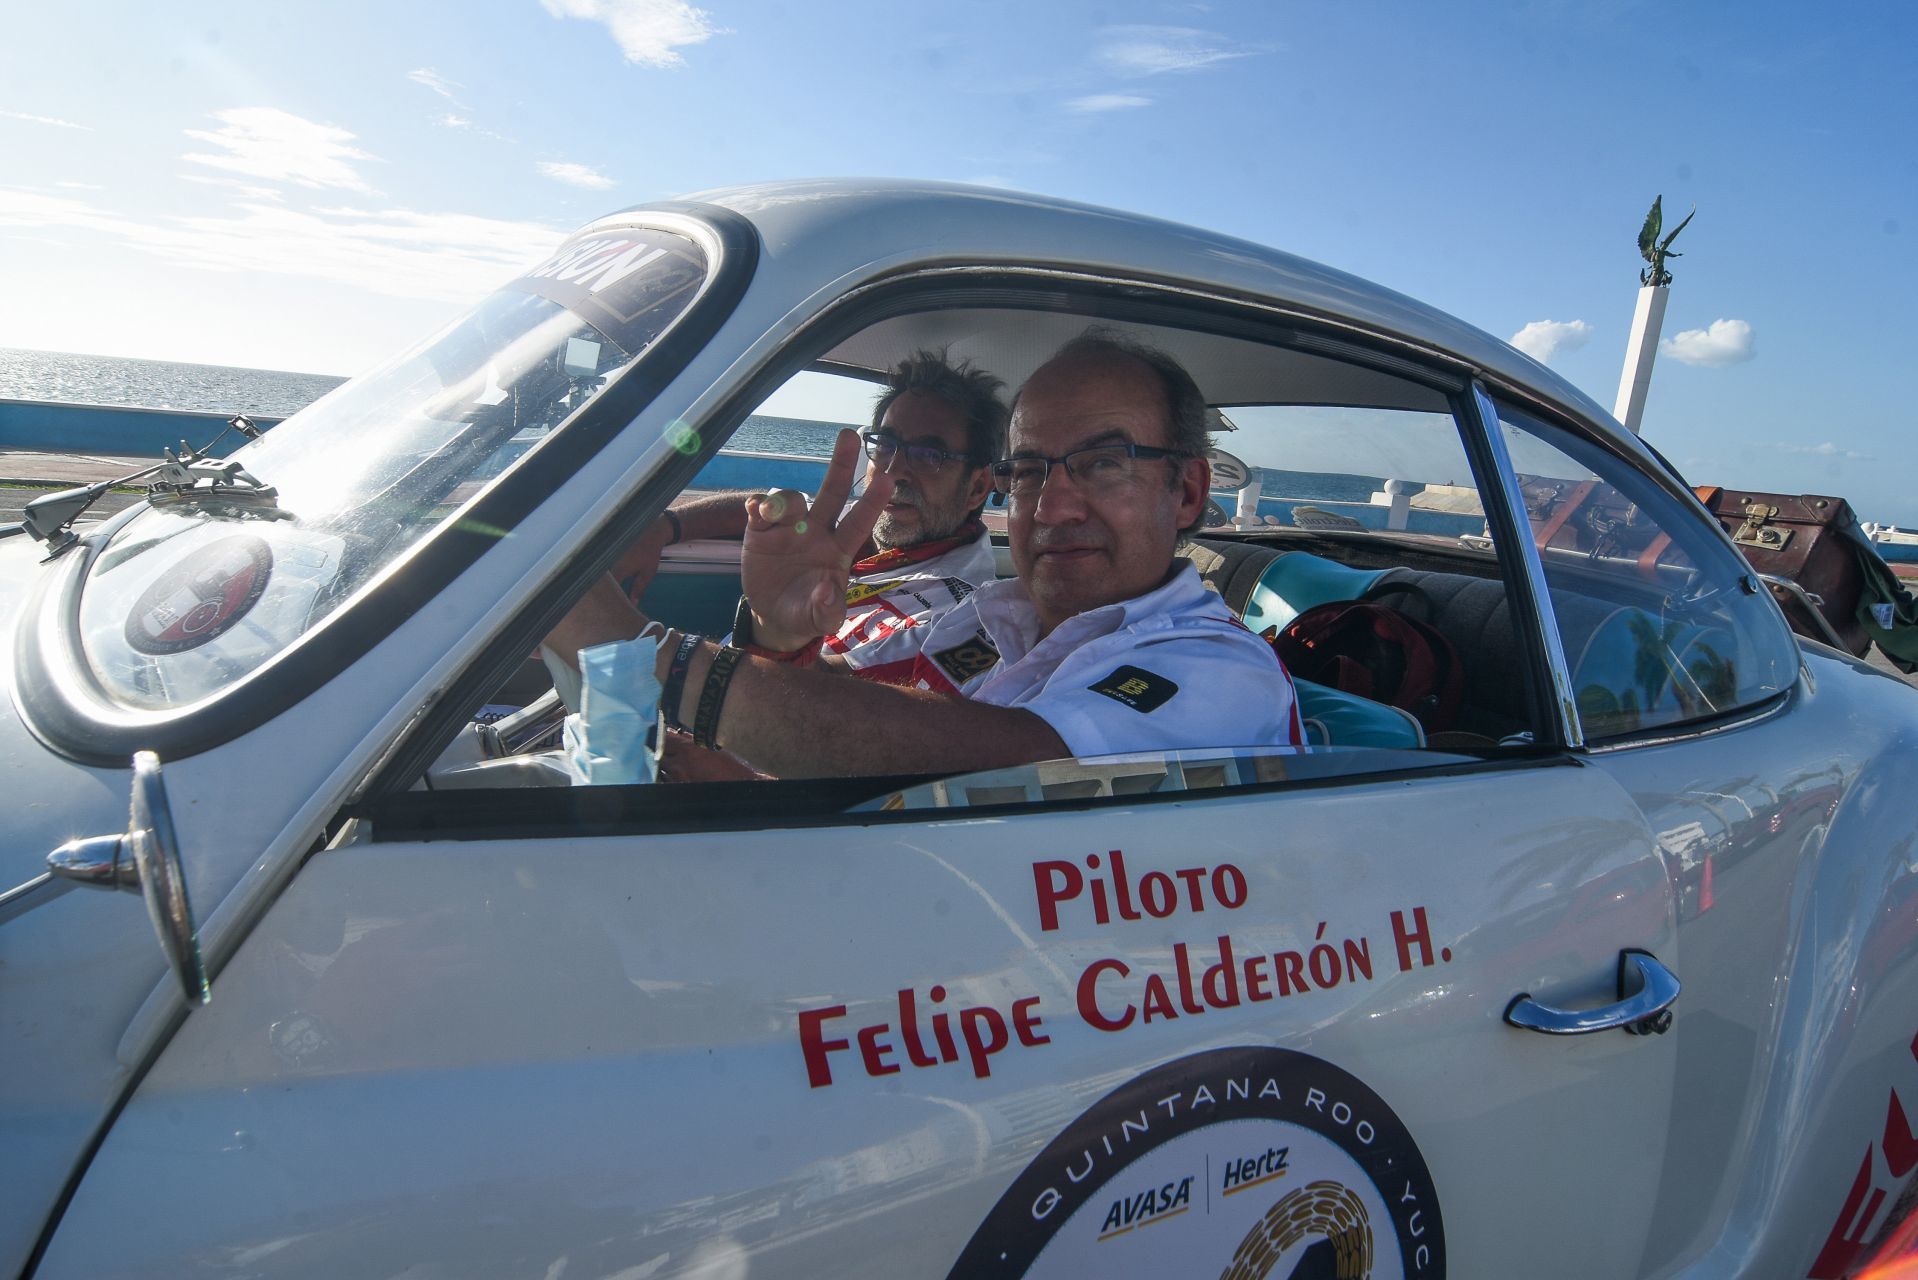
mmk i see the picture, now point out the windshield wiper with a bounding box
[1,414,282,558]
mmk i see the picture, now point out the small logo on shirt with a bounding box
[845,580,890,606]
[1089,665,1178,713]
[932,632,1001,684]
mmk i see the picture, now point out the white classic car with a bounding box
[3,181,1917,1280]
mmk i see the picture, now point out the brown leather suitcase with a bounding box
[1695,487,1871,655]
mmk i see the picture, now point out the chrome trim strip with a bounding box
[1580,686,1793,754]
[1467,382,1585,749]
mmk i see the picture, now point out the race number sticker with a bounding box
[947,1046,1444,1278]
[124,534,273,655]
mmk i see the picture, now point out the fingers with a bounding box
[839,465,894,553]
[746,488,808,532]
[808,576,849,637]
[809,428,864,523]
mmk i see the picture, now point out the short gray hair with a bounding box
[870,349,1008,465]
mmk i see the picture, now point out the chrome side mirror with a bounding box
[46,751,209,1005]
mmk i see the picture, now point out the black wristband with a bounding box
[731,593,754,647]
[661,508,683,546]
[693,646,745,751]
[662,632,701,732]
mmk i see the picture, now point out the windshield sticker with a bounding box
[947,1046,1444,1277]
[500,227,707,352]
[124,534,273,655]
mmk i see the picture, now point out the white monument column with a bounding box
[1613,283,1669,434]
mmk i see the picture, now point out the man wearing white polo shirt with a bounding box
[643,331,1300,776]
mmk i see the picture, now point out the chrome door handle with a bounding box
[1505,950,1679,1036]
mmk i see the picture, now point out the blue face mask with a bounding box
[562,633,663,785]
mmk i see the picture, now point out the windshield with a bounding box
[76,223,710,710]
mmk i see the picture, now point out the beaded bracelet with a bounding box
[692,645,745,750]
[662,631,702,732]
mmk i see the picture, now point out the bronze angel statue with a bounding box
[1638,195,1696,287]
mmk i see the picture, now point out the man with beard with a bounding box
[556,350,1006,683]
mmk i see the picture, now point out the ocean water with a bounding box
[0,347,849,460]
[0,348,347,419]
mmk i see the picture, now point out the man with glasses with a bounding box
[620,331,1300,778]
[558,351,1006,683]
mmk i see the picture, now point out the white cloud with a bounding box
[1095,25,1259,76]
[180,174,285,200]
[1777,441,1873,461]
[0,186,564,304]
[538,160,616,189]
[2,109,90,130]
[408,68,463,101]
[183,107,376,192]
[438,113,472,128]
[1067,93,1153,113]
[539,0,723,68]
[55,180,104,190]
[1662,318,1755,367]
[1510,318,1593,364]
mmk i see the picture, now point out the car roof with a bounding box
[657,179,1631,445]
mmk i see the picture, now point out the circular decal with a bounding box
[124,534,274,655]
[948,1046,1443,1279]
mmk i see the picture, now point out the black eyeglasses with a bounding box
[989,442,1184,497]
[859,430,976,475]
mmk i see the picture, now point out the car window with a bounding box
[1214,405,1484,543]
[394,306,1558,836]
[1490,399,1798,740]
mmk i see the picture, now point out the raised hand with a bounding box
[741,428,893,650]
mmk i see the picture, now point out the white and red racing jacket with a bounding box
[826,522,998,684]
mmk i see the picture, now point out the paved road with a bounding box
[1,451,150,528]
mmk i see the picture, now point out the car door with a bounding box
[37,748,1678,1279]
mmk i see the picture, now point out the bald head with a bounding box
[1015,330,1211,462]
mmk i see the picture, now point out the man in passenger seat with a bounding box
[556,350,1006,682]
[590,330,1301,779]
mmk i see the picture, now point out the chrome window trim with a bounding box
[1466,381,1585,750]
[1579,685,1792,754]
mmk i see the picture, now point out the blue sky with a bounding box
[2,1,1914,520]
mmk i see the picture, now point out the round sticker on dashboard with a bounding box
[947,1046,1443,1279]
[124,534,274,655]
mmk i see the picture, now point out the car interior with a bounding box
[379,291,1771,830]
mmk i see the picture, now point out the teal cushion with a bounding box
[1243,551,1390,634]
[1294,677,1425,748]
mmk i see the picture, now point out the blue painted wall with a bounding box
[0,398,282,458]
